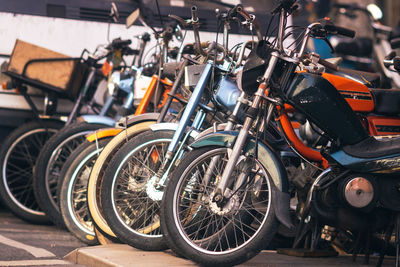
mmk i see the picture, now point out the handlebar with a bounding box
[110,38,132,49]
[324,24,356,38]
[234,5,263,41]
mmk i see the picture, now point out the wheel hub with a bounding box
[127,165,147,192]
[146,175,164,201]
[209,190,240,216]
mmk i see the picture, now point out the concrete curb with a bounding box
[64,244,395,267]
[64,244,194,267]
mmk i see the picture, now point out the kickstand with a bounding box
[310,221,321,251]
[293,219,312,249]
[352,231,362,262]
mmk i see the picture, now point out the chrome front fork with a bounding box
[213,53,279,200]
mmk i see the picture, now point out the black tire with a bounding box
[101,130,177,251]
[161,146,279,266]
[33,122,109,227]
[59,138,111,245]
[0,120,64,223]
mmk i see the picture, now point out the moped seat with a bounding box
[329,68,381,88]
[343,136,400,158]
[334,37,373,57]
[371,89,400,115]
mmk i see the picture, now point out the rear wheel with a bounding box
[33,122,108,227]
[161,146,279,266]
[59,138,111,245]
[0,120,64,223]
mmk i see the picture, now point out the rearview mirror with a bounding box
[126,8,140,28]
[110,2,119,23]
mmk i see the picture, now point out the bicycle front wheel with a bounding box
[161,146,279,266]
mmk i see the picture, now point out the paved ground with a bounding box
[0,206,86,266]
[0,205,396,266]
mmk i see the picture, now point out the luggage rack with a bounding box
[3,56,86,121]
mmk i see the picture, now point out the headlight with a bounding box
[107,71,120,95]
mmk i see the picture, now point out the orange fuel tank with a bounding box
[322,72,375,113]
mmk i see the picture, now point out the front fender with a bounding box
[149,122,199,140]
[86,128,122,142]
[86,120,156,142]
[115,113,160,128]
[80,115,116,126]
[191,131,288,192]
[190,131,294,230]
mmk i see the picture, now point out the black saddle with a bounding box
[334,37,373,58]
[343,136,400,158]
[334,68,381,88]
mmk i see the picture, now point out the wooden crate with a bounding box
[7,39,87,98]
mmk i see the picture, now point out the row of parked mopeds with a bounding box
[1,0,400,266]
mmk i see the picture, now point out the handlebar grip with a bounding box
[191,6,198,22]
[125,48,140,55]
[335,26,356,38]
[324,24,355,38]
[318,58,338,71]
[391,37,400,49]
[112,39,132,48]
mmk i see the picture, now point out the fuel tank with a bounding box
[285,72,368,146]
[322,72,375,113]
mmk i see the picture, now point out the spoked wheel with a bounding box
[86,121,155,242]
[33,122,108,227]
[161,146,279,266]
[0,120,64,223]
[58,138,111,245]
[101,130,177,251]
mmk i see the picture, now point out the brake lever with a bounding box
[323,37,335,53]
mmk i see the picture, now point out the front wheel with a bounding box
[100,130,176,251]
[0,120,64,223]
[33,122,109,227]
[161,146,279,266]
[58,138,111,245]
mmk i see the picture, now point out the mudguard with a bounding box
[86,128,122,142]
[190,131,294,230]
[86,113,158,142]
[148,122,200,139]
[115,113,160,128]
[80,115,116,127]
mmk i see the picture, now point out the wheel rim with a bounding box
[86,121,155,238]
[45,131,94,210]
[67,148,101,235]
[110,138,171,238]
[172,148,272,255]
[3,128,58,215]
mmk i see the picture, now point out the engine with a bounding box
[340,174,376,209]
[299,120,329,148]
[310,171,400,235]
